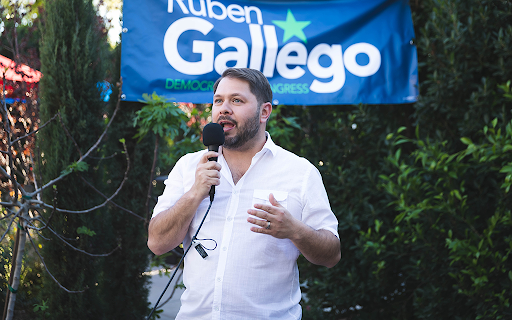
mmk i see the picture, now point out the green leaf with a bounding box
[451,189,462,200]
[374,219,383,233]
[461,137,473,145]
[499,166,512,174]
[61,161,89,175]
[77,226,96,237]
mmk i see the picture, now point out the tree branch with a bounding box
[0,201,19,208]
[0,214,17,243]
[1,89,27,200]
[79,176,144,221]
[25,220,51,240]
[56,112,83,158]
[37,139,131,215]
[10,113,60,145]
[45,226,120,257]
[0,157,27,197]
[30,80,124,198]
[27,190,57,233]
[26,231,86,293]
[0,209,16,220]
[87,152,118,160]
[79,78,124,162]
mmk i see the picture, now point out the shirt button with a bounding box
[227,216,233,221]
[233,190,238,195]
[223,247,227,251]
[217,277,222,282]
[214,306,220,311]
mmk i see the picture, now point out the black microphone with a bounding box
[202,123,225,201]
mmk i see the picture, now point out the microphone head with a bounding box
[202,122,225,147]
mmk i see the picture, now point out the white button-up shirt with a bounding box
[153,134,339,320]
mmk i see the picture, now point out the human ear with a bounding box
[260,102,272,123]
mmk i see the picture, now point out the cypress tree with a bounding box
[37,0,113,318]
[96,45,152,319]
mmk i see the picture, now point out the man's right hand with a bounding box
[190,151,222,200]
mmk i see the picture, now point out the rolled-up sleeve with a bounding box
[151,156,186,218]
[300,166,339,238]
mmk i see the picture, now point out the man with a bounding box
[148,68,340,319]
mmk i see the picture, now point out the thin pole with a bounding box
[2,228,20,320]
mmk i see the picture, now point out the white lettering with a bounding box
[262,25,278,77]
[244,6,263,25]
[188,0,206,17]
[308,44,345,93]
[207,0,227,20]
[249,24,264,70]
[162,17,383,94]
[168,0,189,14]
[214,37,248,74]
[344,43,381,77]
[276,42,307,79]
[227,4,245,23]
[163,17,214,75]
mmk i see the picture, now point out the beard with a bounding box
[219,106,261,150]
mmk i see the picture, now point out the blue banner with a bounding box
[121,0,418,105]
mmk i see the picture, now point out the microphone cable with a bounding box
[146,199,213,320]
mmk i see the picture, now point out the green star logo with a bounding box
[272,9,311,44]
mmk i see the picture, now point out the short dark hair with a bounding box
[213,68,273,106]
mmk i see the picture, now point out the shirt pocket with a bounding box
[251,189,288,210]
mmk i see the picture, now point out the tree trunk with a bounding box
[5,220,27,320]
[2,228,20,320]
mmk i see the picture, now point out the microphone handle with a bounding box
[208,145,219,201]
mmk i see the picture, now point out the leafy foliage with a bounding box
[133,92,189,142]
[374,118,512,319]
[266,1,512,319]
[267,104,302,150]
[76,226,96,237]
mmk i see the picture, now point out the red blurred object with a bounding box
[0,55,41,101]
[0,54,42,83]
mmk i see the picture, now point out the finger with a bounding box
[203,161,222,172]
[252,202,277,215]
[206,170,221,179]
[200,151,219,164]
[247,208,268,220]
[207,177,221,186]
[250,225,269,234]
[268,193,282,208]
[247,216,268,228]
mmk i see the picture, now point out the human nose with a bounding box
[217,100,233,115]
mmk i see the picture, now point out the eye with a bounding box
[213,98,223,105]
[233,98,242,103]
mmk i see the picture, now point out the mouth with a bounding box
[218,119,236,132]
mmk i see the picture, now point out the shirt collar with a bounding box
[262,131,279,157]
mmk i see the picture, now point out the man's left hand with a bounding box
[247,193,299,240]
